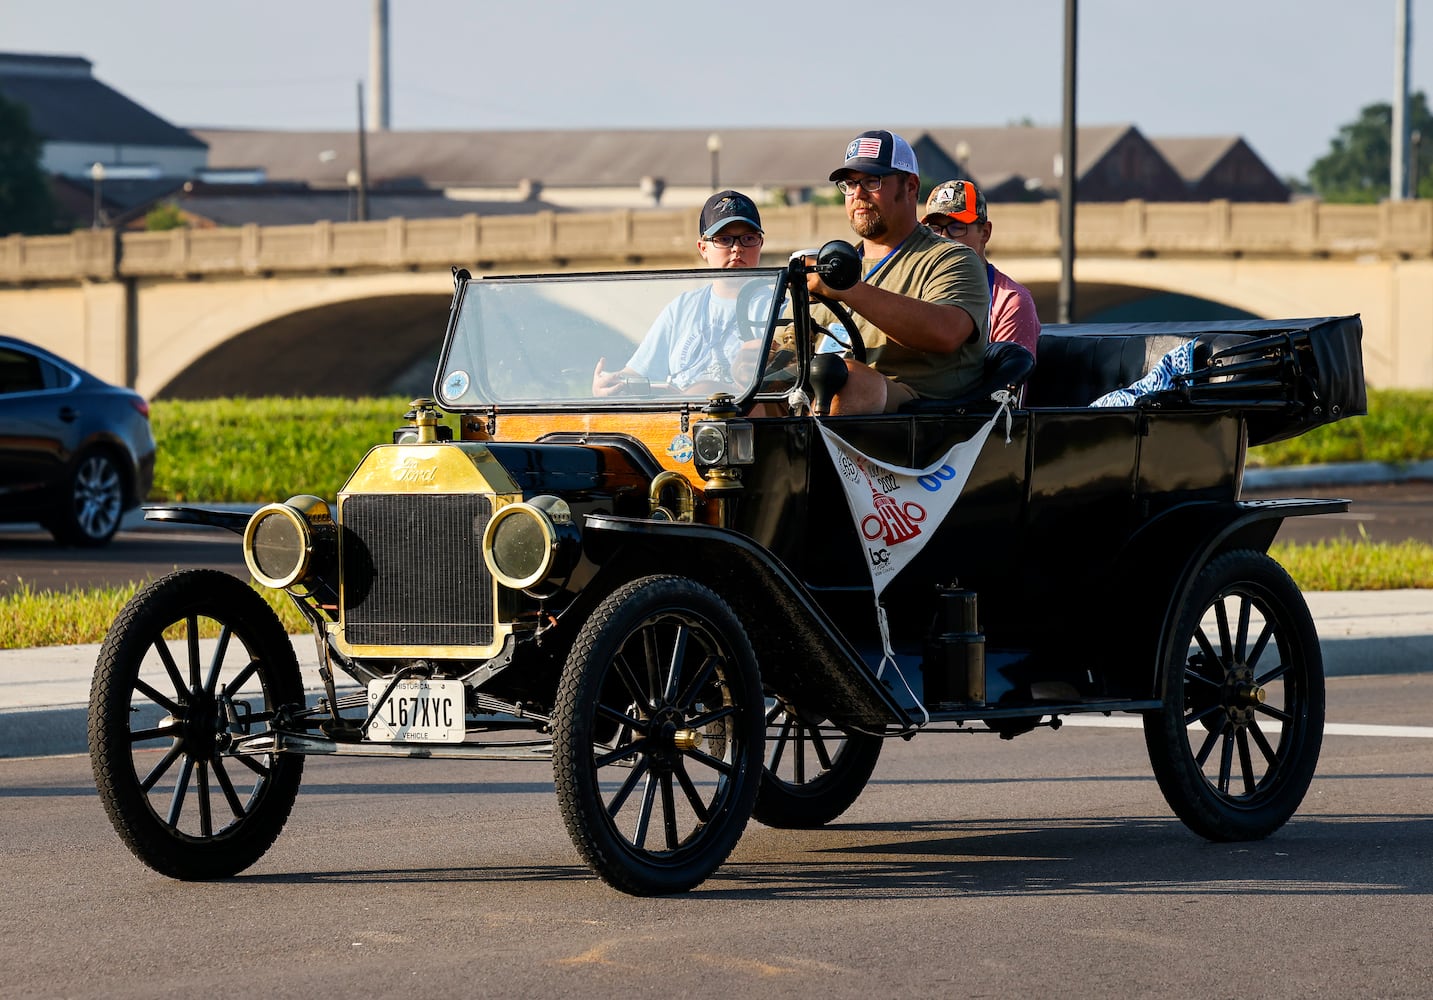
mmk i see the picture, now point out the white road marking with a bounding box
[1058,715,1433,739]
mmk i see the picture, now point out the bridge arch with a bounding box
[1019,279,1259,325]
[139,272,455,398]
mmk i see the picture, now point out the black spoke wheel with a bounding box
[553,575,764,895]
[753,701,882,829]
[89,569,306,879]
[1143,550,1324,841]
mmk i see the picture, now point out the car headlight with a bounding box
[243,496,332,589]
[692,420,755,468]
[482,494,580,593]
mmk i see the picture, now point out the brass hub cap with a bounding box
[1222,665,1264,727]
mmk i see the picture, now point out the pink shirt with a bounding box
[989,264,1040,358]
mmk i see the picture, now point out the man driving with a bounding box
[808,130,989,414]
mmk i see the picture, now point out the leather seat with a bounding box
[898,341,1036,413]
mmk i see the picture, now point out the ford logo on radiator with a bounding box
[393,456,438,483]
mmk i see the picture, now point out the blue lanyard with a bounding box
[861,236,908,283]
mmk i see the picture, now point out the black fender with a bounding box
[581,514,911,731]
[142,504,252,534]
[1095,497,1346,699]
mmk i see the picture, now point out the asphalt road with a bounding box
[1243,481,1433,546]
[0,524,248,597]
[4,671,1431,998]
[2,482,1429,598]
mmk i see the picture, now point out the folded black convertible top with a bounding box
[1030,315,1366,446]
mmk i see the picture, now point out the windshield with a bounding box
[436,268,788,409]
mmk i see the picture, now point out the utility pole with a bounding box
[1392,0,1411,200]
[1058,0,1077,323]
[370,0,390,132]
[356,82,370,222]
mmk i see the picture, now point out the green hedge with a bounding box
[150,396,450,502]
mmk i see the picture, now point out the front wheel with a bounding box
[88,569,306,879]
[552,575,764,895]
[753,701,882,829]
[1143,550,1324,841]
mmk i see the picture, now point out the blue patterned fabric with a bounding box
[1089,340,1197,407]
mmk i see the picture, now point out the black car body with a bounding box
[91,248,1367,895]
[0,335,155,546]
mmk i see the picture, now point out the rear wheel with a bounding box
[552,575,763,895]
[48,449,125,546]
[89,569,306,879]
[1143,550,1323,841]
[753,701,882,828]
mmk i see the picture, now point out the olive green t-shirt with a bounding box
[816,225,990,399]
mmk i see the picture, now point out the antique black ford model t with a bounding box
[89,244,1366,895]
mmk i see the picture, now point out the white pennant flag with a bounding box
[816,398,1012,722]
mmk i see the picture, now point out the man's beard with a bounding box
[849,183,904,239]
[850,202,887,239]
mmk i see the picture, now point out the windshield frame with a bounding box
[434,266,794,414]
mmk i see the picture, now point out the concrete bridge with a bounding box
[2,199,1431,398]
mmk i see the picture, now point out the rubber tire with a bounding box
[89,569,306,879]
[1143,550,1324,841]
[753,703,882,829]
[48,448,125,547]
[552,575,764,895]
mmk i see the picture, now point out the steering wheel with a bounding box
[734,279,771,343]
[811,296,867,365]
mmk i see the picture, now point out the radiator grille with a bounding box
[341,493,495,647]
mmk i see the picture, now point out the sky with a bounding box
[2,0,1429,181]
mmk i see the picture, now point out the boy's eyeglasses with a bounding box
[706,232,764,248]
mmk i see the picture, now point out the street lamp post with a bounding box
[706,133,721,192]
[954,141,972,181]
[1413,129,1424,198]
[90,162,106,229]
[346,169,360,222]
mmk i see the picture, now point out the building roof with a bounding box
[198,124,1180,194]
[195,127,864,190]
[0,52,206,150]
[1151,136,1246,183]
[917,124,1135,191]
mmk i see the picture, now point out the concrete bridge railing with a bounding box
[4,199,1433,285]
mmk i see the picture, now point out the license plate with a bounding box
[365,678,466,743]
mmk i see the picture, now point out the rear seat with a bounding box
[1024,328,1260,407]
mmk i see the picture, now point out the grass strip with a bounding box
[1269,538,1433,591]
[1250,389,1433,467]
[0,579,312,650]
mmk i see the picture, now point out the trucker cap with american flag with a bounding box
[829,129,919,181]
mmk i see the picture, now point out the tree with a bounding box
[145,201,187,231]
[1309,92,1433,202]
[0,92,60,235]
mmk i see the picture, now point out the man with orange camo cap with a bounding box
[922,179,1040,360]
